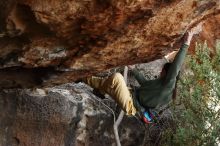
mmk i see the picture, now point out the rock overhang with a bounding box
[0,0,219,88]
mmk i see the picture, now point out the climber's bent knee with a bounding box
[111,73,125,86]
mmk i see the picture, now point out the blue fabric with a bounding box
[144,111,152,121]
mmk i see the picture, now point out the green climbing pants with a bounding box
[84,73,137,116]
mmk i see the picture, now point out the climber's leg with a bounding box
[85,73,136,115]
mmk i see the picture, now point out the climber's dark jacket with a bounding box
[131,44,189,109]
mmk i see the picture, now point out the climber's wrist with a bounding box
[184,32,193,46]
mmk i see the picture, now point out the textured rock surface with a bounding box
[189,14,220,54]
[0,83,146,146]
[0,0,219,88]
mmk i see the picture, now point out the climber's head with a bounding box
[160,63,171,78]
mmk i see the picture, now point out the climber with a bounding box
[82,23,203,123]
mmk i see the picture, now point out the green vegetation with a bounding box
[169,41,220,146]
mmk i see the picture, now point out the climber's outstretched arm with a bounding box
[165,23,203,83]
